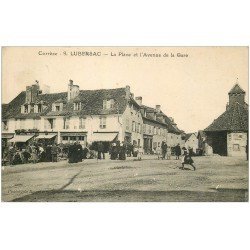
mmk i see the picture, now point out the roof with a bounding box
[9,134,35,143]
[228,84,245,94]
[2,87,128,119]
[185,133,196,141]
[140,105,181,134]
[204,102,248,132]
[92,132,118,142]
[36,134,57,139]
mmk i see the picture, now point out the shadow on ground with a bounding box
[11,188,248,202]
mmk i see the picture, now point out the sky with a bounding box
[2,46,248,133]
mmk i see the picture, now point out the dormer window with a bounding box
[24,105,29,113]
[38,104,42,113]
[52,103,62,112]
[74,102,81,111]
[21,104,29,113]
[103,99,115,109]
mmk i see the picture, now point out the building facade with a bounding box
[2,80,182,152]
[204,83,248,157]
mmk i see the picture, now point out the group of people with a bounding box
[2,139,196,170]
[156,142,182,160]
[68,141,89,163]
[2,142,61,165]
[155,142,196,170]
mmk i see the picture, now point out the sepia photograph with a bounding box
[1,46,248,202]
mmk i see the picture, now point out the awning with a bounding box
[60,132,87,137]
[1,133,14,139]
[9,135,35,143]
[92,133,118,142]
[36,134,57,139]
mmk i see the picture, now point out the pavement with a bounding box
[1,155,248,202]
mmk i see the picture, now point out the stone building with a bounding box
[135,97,182,153]
[2,80,184,152]
[184,133,198,153]
[2,80,143,147]
[204,83,248,157]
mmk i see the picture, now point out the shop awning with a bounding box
[60,132,87,137]
[92,133,118,142]
[36,134,57,139]
[9,135,35,143]
[1,133,14,139]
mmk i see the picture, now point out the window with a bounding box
[109,99,115,109]
[132,121,136,132]
[103,99,115,109]
[100,117,106,129]
[154,127,157,135]
[46,119,55,129]
[78,136,85,141]
[79,118,86,129]
[62,136,68,141]
[138,123,141,133]
[63,118,70,129]
[24,105,28,113]
[38,104,42,113]
[56,105,60,111]
[148,125,152,134]
[74,102,81,111]
[233,144,240,151]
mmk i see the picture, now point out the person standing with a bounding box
[246,139,248,161]
[175,143,181,160]
[97,142,103,160]
[137,146,143,160]
[51,143,58,162]
[161,141,167,159]
[156,145,162,160]
[68,143,74,163]
[166,145,171,160]
[76,141,83,162]
[119,142,126,160]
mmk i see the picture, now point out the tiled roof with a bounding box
[140,105,181,134]
[228,84,245,94]
[204,102,248,132]
[2,87,128,119]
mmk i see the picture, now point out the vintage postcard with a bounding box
[1,46,248,202]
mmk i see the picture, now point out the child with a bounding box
[181,147,196,171]
[156,145,162,160]
[137,146,143,160]
[166,146,171,160]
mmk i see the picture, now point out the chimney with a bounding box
[135,96,142,106]
[155,105,161,113]
[25,81,40,103]
[67,79,79,101]
[125,85,130,100]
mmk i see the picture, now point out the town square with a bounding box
[1,47,248,202]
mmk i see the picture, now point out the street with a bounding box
[1,155,248,202]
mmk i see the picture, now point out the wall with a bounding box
[185,134,199,152]
[122,105,143,146]
[227,132,247,157]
